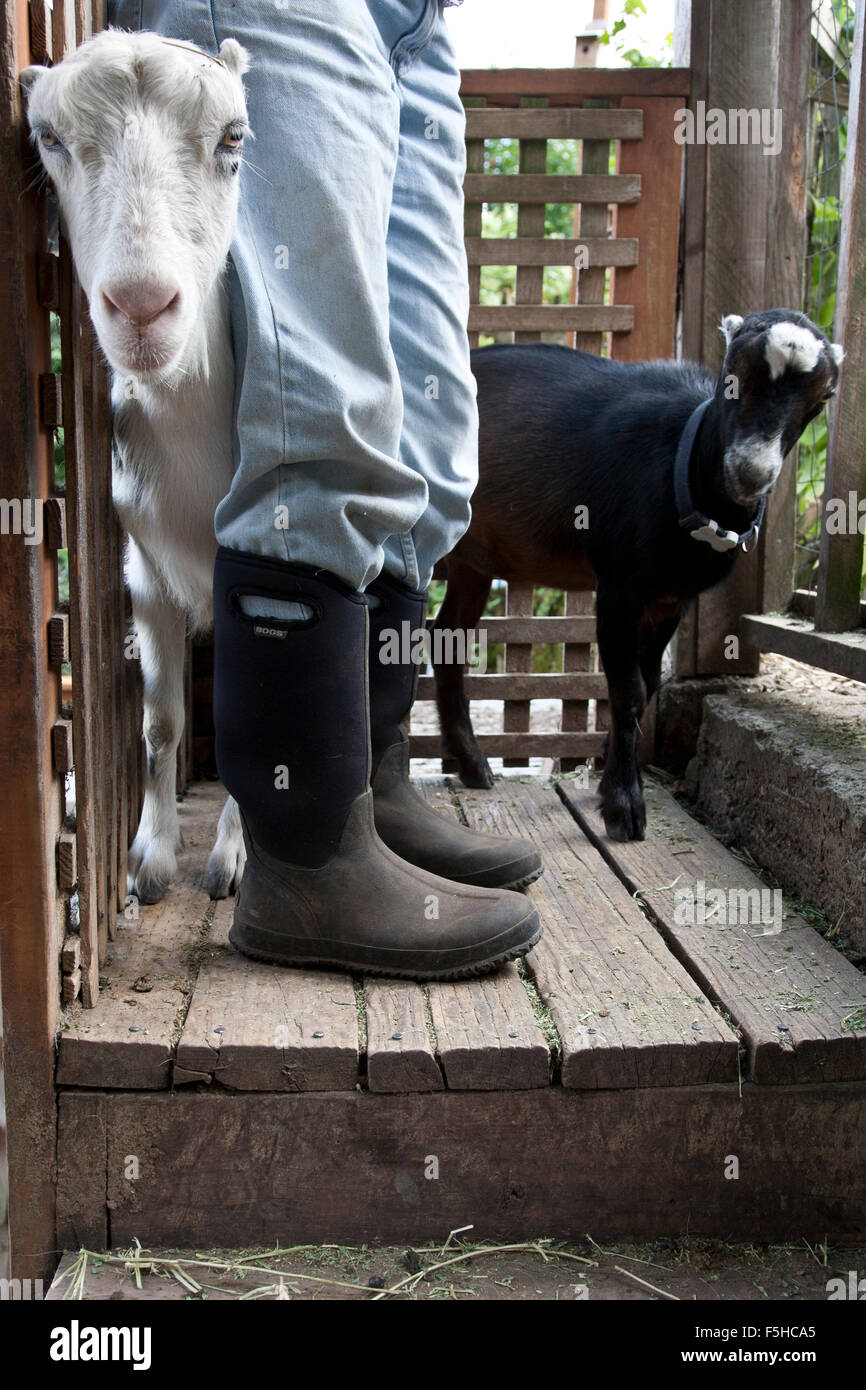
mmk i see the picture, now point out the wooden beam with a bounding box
[816,0,866,631]
[468,304,633,333]
[56,1084,866,1247]
[740,612,866,682]
[464,172,640,204]
[677,0,811,675]
[790,587,866,625]
[465,236,639,267]
[415,673,608,701]
[460,68,692,102]
[612,97,684,361]
[0,0,63,1284]
[464,106,642,140]
[464,615,597,643]
[409,732,606,759]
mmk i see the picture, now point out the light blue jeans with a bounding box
[108,0,476,595]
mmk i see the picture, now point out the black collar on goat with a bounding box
[673,397,766,553]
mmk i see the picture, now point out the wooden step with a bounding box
[61,776,865,1096]
[56,782,225,1089]
[557,777,866,1084]
[450,781,738,1088]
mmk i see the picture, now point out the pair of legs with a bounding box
[112,0,477,590]
[111,0,542,976]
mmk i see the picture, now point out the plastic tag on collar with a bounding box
[689,520,741,552]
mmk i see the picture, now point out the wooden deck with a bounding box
[55,775,866,1250]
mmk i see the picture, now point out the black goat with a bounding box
[432,309,843,841]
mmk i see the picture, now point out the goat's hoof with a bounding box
[126,835,178,905]
[601,786,646,842]
[206,838,246,899]
[459,758,496,790]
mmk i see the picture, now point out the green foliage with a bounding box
[478,136,580,330]
[599,0,673,68]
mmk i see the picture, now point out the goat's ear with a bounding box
[829,342,845,366]
[219,38,250,77]
[720,314,744,347]
[19,64,47,100]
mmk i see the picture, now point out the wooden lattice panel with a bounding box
[413,70,686,771]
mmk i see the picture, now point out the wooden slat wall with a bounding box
[0,0,122,1284]
[1,0,144,1073]
[49,1,142,1009]
[413,69,686,771]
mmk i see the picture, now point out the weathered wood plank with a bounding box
[55,1083,866,1249]
[419,784,550,1090]
[456,781,737,1088]
[175,902,359,1093]
[559,777,866,1084]
[465,236,639,267]
[469,304,634,334]
[612,97,683,362]
[513,118,547,352]
[760,0,810,615]
[477,616,596,643]
[56,783,226,1089]
[364,979,443,1094]
[0,0,65,1282]
[502,581,532,766]
[560,589,597,773]
[740,613,866,684]
[460,68,692,102]
[56,1093,108,1253]
[464,115,484,349]
[410,732,606,760]
[465,173,640,205]
[60,240,101,1006]
[415,672,609,702]
[465,107,643,139]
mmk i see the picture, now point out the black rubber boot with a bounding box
[213,549,541,978]
[366,572,543,890]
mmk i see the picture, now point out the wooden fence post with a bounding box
[0,0,62,1283]
[676,0,810,673]
[815,0,866,632]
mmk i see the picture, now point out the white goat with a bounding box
[23,30,248,901]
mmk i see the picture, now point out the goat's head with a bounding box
[22,29,250,382]
[714,309,843,507]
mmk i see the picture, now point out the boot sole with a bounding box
[227,912,542,981]
[451,862,544,892]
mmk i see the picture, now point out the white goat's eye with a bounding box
[219,125,245,151]
[40,128,62,148]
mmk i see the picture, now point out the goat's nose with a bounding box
[101,278,180,327]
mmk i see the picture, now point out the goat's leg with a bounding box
[206,794,246,900]
[433,562,495,788]
[126,575,187,904]
[638,610,682,706]
[595,586,647,841]
[597,611,681,774]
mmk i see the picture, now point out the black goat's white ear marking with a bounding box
[720,314,744,346]
[764,320,823,380]
[830,342,845,366]
[219,38,250,77]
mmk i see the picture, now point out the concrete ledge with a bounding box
[684,688,866,954]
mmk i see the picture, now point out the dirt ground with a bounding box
[48,1236,866,1302]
